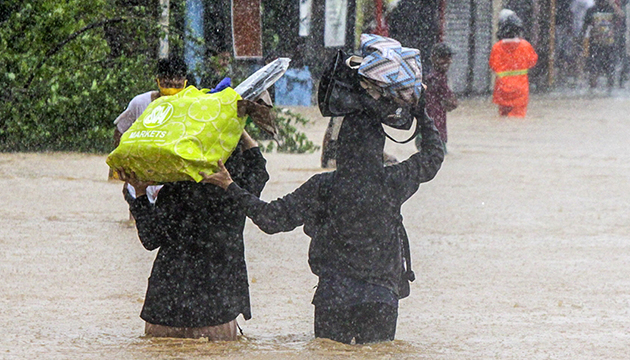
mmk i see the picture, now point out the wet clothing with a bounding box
[226,93,442,343]
[126,147,269,328]
[314,302,398,344]
[424,70,456,143]
[144,319,238,340]
[312,274,399,309]
[225,111,444,304]
[586,44,617,75]
[113,91,158,133]
[489,38,538,117]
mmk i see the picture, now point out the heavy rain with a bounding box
[1,0,630,359]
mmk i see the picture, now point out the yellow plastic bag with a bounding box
[106,86,245,183]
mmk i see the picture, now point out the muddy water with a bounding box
[2,94,630,359]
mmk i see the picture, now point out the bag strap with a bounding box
[382,118,421,144]
[398,224,415,282]
[345,55,363,69]
[382,89,427,144]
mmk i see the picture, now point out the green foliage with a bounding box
[0,0,158,152]
[0,0,317,154]
[246,107,319,154]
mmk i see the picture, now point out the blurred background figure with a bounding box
[580,0,626,90]
[490,10,538,118]
[570,0,596,84]
[555,0,577,85]
[416,42,458,154]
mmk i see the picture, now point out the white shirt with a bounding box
[113,91,157,133]
[114,90,163,203]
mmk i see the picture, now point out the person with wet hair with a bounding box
[490,10,538,117]
[119,130,269,340]
[200,96,444,344]
[112,56,189,205]
[113,57,188,146]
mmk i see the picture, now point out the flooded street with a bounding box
[2,93,630,359]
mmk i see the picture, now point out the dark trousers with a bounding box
[314,302,398,344]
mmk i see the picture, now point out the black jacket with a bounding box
[127,147,269,327]
[226,115,444,297]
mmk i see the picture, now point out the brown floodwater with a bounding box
[2,93,630,359]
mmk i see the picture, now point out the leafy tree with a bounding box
[0,0,318,154]
[0,0,159,152]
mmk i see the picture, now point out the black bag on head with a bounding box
[318,50,365,117]
[318,50,424,145]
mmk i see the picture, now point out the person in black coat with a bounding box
[119,131,269,340]
[201,101,444,344]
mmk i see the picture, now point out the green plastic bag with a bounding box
[106,86,245,183]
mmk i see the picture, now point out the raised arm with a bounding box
[387,107,445,202]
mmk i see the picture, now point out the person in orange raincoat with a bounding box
[489,10,538,118]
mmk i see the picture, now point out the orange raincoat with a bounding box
[489,39,538,117]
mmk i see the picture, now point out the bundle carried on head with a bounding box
[107,86,245,183]
[107,58,289,183]
[318,34,423,115]
[357,34,424,105]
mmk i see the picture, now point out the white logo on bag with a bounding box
[143,103,173,128]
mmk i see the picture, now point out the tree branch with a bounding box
[23,17,128,90]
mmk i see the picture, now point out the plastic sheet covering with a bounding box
[234,58,291,100]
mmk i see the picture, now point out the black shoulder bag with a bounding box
[318,50,365,117]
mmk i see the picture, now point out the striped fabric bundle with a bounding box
[358,34,423,105]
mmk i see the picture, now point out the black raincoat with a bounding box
[127,146,269,328]
[226,105,444,299]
